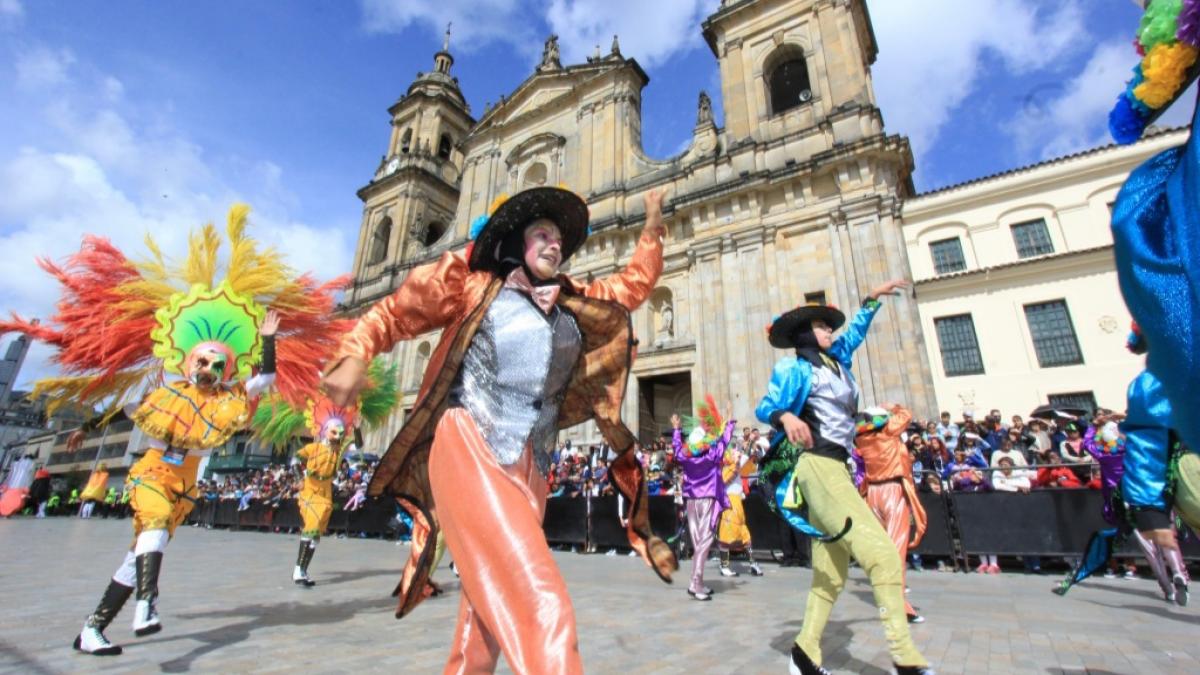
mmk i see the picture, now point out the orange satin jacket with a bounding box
[856,404,928,546]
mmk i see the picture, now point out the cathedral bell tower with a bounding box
[347,26,475,310]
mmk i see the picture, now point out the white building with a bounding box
[901,127,1186,418]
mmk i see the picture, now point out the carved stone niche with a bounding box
[505,133,567,192]
[650,287,675,348]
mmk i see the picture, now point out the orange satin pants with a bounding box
[866,480,916,616]
[429,408,582,675]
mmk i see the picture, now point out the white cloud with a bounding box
[360,0,538,57]
[1004,39,1197,160]
[1,45,352,390]
[868,0,1085,162]
[359,0,719,68]
[14,45,74,89]
[0,0,22,18]
[545,0,715,68]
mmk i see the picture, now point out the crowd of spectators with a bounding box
[196,455,380,512]
[908,407,1114,494]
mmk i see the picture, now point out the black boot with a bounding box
[789,644,831,675]
[132,552,163,636]
[293,540,316,587]
[894,665,936,674]
[73,580,132,656]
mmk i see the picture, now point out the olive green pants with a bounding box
[1176,453,1200,532]
[794,453,927,668]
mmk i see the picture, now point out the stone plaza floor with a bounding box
[0,518,1198,674]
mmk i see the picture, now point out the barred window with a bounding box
[1011,219,1054,258]
[933,314,985,376]
[1025,300,1083,367]
[1048,391,1097,416]
[929,237,966,275]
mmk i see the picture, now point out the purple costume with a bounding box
[1083,426,1126,524]
[673,421,736,597]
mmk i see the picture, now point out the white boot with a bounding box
[74,624,122,656]
[293,565,314,586]
[132,599,161,636]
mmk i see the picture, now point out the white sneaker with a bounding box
[73,625,122,656]
[606,549,617,556]
[628,550,638,557]
[748,562,764,577]
[719,566,739,577]
[1103,570,1116,579]
[1173,575,1189,607]
[1123,569,1136,580]
[132,599,161,636]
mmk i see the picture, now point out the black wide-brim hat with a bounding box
[767,304,846,349]
[467,186,590,273]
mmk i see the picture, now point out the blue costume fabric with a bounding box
[1119,369,1175,511]
[1110,100,1200,450]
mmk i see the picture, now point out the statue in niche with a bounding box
[539,35,562,71]
[697,91,713,125]
[655,299,674,347]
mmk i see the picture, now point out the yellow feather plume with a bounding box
[32,368,157,418]
[224,203,294,301]
[182,223,222,288]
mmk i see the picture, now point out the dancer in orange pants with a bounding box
[857,404,927,623]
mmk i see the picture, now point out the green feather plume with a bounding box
[252,396,307,447]
[359,357,399,430]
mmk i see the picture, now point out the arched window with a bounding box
[368,216,391,265]
[438,134,453,160]
[400,128,413,154]
[422,221,446,247]
[766,50,812,115]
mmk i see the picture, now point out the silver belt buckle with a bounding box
[162,448,187,466]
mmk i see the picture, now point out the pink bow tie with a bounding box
[505,268,560,315]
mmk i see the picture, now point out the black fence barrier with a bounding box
[952,488,1200,558]
[913,491,954,557]
[183,487,1199,561]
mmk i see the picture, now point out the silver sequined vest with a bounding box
[806,362,860,453]
[447,288,582,476]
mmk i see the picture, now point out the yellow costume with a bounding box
[296,441,344,539]
[127,450,203,537]
[717,447,762,576]
[81,468,110,503]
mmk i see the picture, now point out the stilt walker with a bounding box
[670,398,736,601]
[855,405,928,623]
[252,359,399,586]
[756,284,933,675]
[0,204,348,656]
[322,187,676,673]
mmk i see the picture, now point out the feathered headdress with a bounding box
[0,204,353,417]
[680,394,724,453]
[1109,0,1200,143]
[251,357,399,447]
[855,407,890,436]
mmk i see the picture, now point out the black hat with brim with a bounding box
[768,304,846,349]
[467,187,589,273]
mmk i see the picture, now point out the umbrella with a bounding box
[1052,527,1118,596]
[1029,404,1088,421]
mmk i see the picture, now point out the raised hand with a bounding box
[643,188,669,238]
[260,310,281,337]
[670,413,682,429]
[868,279,911,301]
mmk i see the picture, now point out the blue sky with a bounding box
[0,0,1194,387]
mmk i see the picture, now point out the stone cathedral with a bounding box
[343,0,937,450]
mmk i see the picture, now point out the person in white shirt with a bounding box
[992,457,1032,493]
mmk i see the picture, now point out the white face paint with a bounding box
[687,427,707,447]
[523,219,563,280]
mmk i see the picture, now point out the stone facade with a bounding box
[345,0,937,449]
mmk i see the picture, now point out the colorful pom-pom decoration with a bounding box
[1109,0,1200,143]
[1110,94,1150,145]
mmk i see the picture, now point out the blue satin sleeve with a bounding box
[756,357,812,427]
[1119,370,1174,510]
[828,303,880,368]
